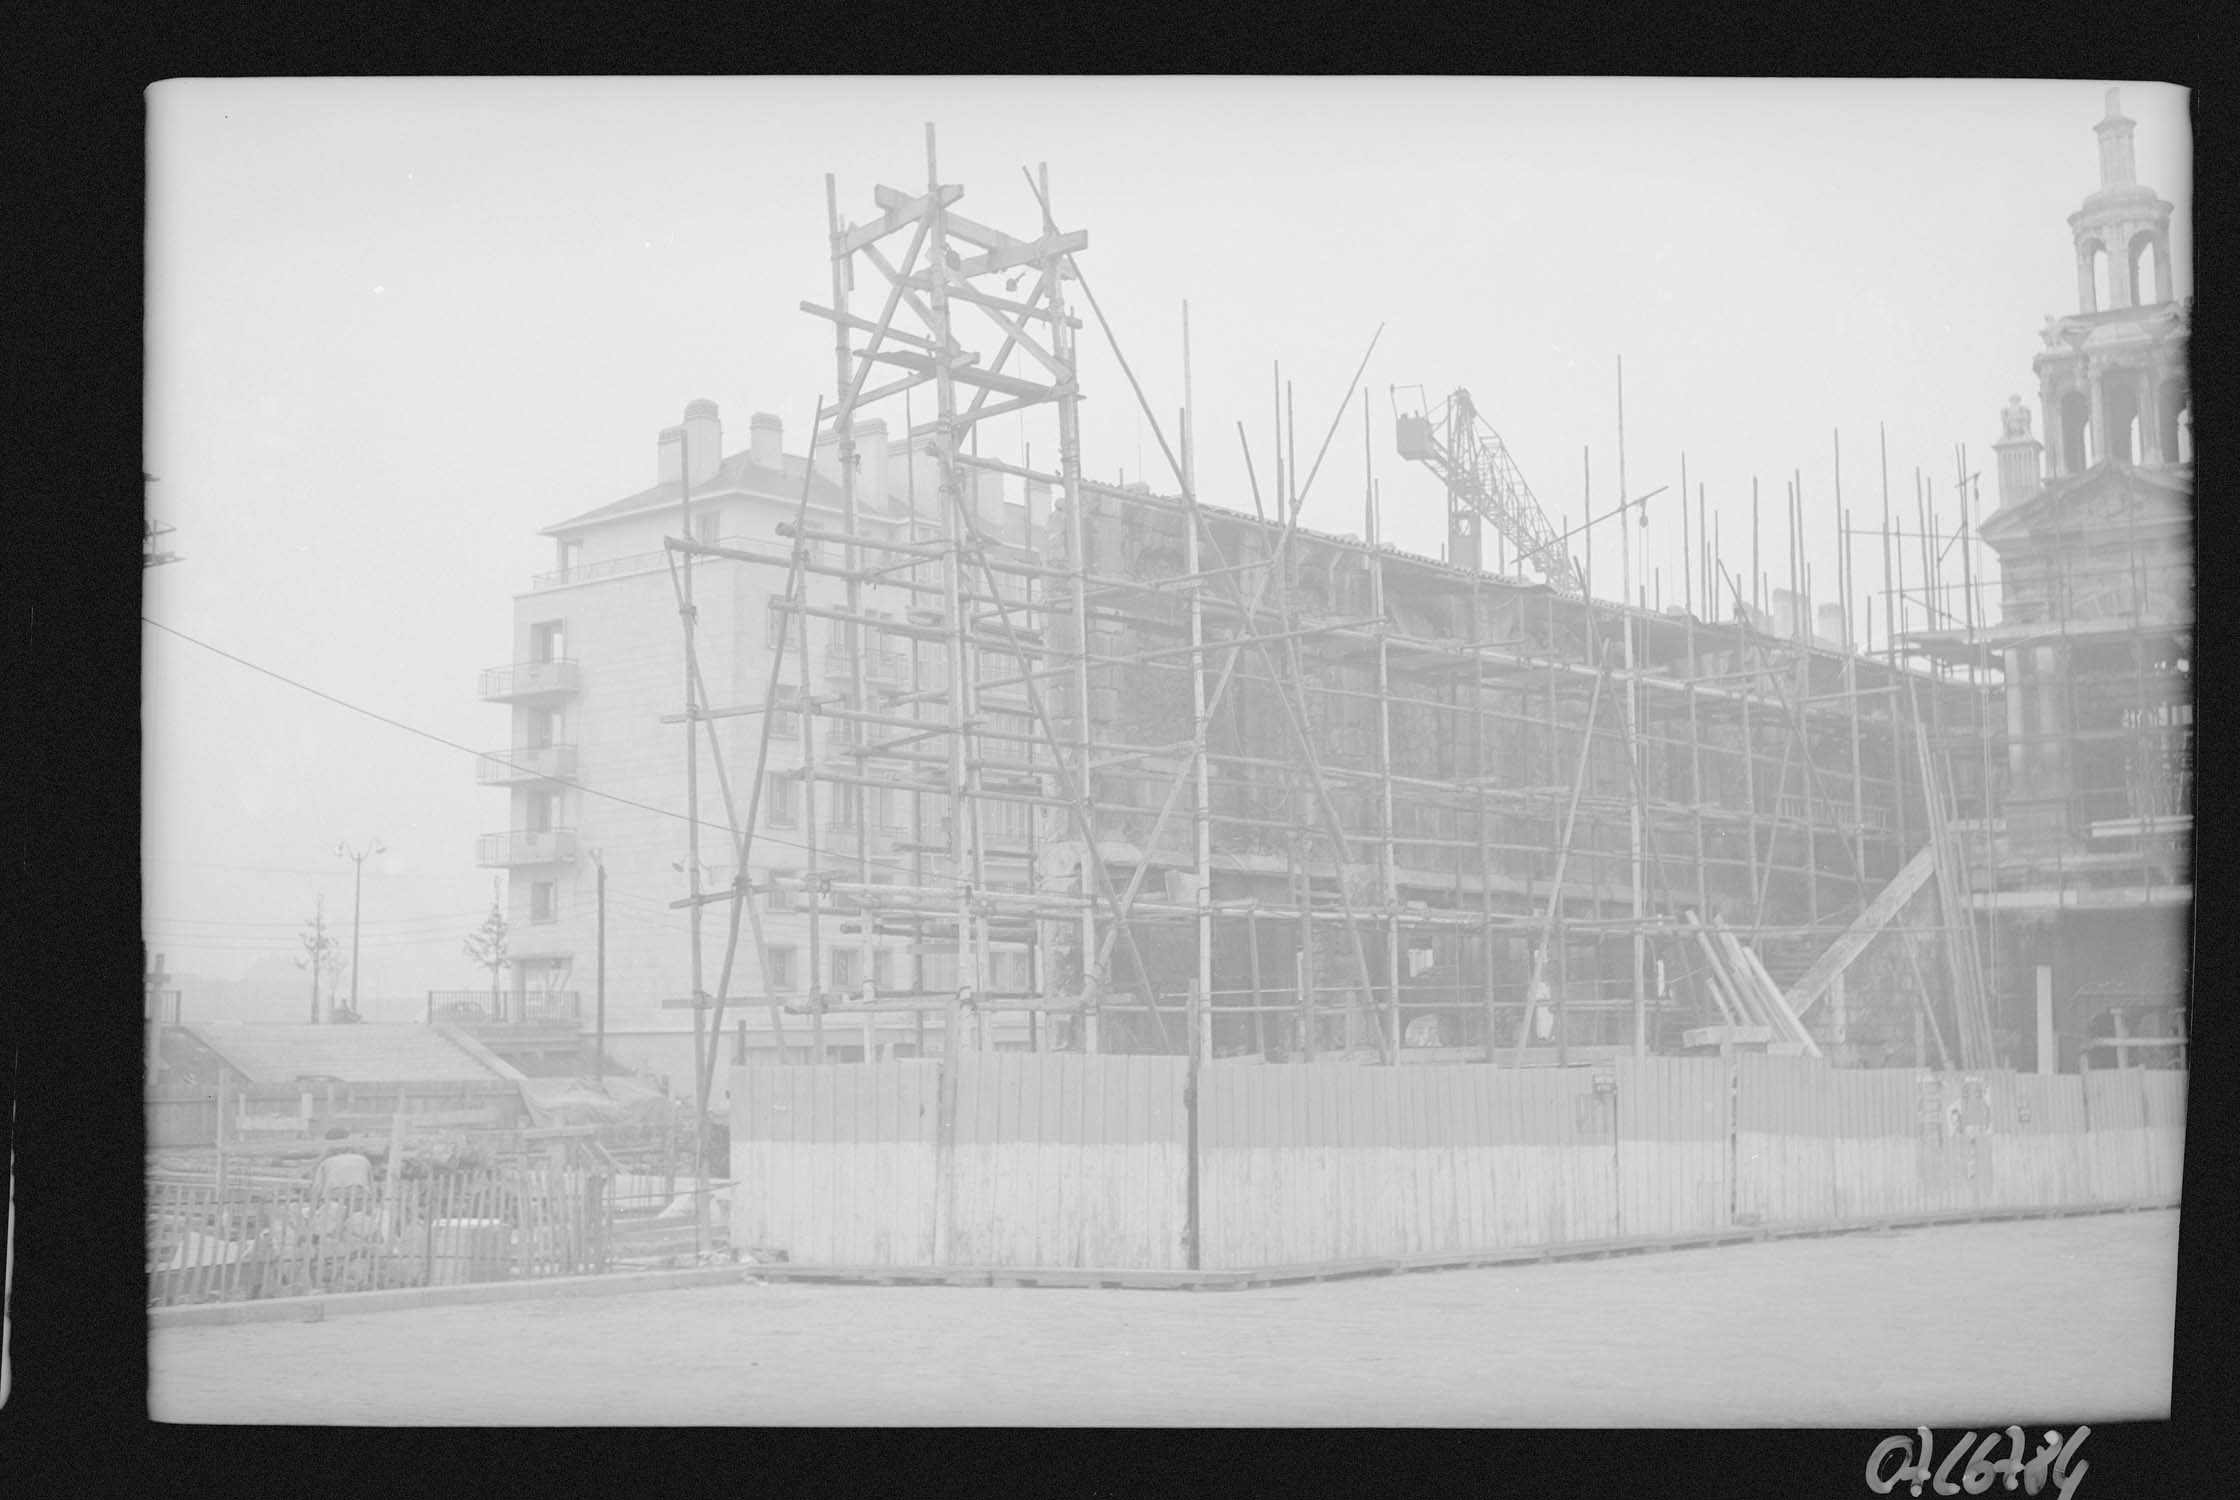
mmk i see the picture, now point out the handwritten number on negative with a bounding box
[1867,1425,2089,1498]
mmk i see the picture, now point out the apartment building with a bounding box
[477,400,1039,1091]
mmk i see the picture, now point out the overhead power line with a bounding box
[140,614,953,888]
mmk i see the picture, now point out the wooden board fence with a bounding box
[1986,1071,2095,1212]
[948,1053,1188,1270]
[1614,1056,1729,1237]
[2082,1068,2183,1206]
[1197,1063,1617,1270]
[729,1062,940,1267]
[728,1056,2186,1275]
[2138,1070,2187,1204]
[729,1056,1187,1269]
[1735,1056,1997,1223]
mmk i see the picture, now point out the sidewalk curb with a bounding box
[152,1200,2177,1324]
[149,1263,756,1329]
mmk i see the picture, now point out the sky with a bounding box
[142,77,2192,1011]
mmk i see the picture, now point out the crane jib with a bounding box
[1394,388,1583,596]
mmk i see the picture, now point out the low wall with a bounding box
[730,1056,2184,1272]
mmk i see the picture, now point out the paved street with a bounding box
[150,1210,2177,1426]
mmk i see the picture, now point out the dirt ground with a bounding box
[149,1210,2176,1426]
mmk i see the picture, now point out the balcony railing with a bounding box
[476,744,579,785]
[427,990,581,1025]
[531,547,669,591]
[474,828,579,867]
[532,532,764,591]
[478,659,580,700]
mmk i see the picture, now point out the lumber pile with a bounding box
[1681,910,1822,1058]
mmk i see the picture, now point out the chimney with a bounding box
[855,418,889,509]
[1771,587,1807,643]
[1816,602,1848,650]
[1993,395,2044,510]
[749,412,782,471]
[682,400,722,489]
[657,425,685,486]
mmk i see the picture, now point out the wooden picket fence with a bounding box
[145,1164,610,1307]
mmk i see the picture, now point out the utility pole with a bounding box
[299,895,332,1024]
[337,839,384,1024]
[591,848,607,1085]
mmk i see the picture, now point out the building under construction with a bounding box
[482,99,2185,1107]
[633,124,2012,1098]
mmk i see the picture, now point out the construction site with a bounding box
[648,110,2185,1116]
[145,92,2188,1310]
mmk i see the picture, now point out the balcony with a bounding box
[475,828,579,867]
[476,744,579,785]
[478,659,580,701]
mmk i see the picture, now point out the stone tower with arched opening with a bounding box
[2020,88,2189,484]
[1971,88,2193,1075]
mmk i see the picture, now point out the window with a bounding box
[769,683,800,739]
[694,511,721,546]
[765,946,797,992]
[766,772,798,829]
[523,790,557,833]
[525,706,559,749]
[832,948,860,991]
[826,690,858,748]
[530,881,558,923]
[764,869,795,914]
[990,949,1030,994]
[871,949,893,989]
[984,798,1030,846]
[530,620,565,663]
[557,540,582,579]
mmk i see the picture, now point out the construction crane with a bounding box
[1393,388,1582,595]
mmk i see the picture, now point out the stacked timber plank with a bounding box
[1680,911,1822,1058]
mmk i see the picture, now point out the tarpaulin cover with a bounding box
[515,1074,672,1129]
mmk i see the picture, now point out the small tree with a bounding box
[462,877,511,1019]
[296,895,342,1023]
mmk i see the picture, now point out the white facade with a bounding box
[480,402,1039,1094]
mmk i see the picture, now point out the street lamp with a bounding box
[337,839,385,1023]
